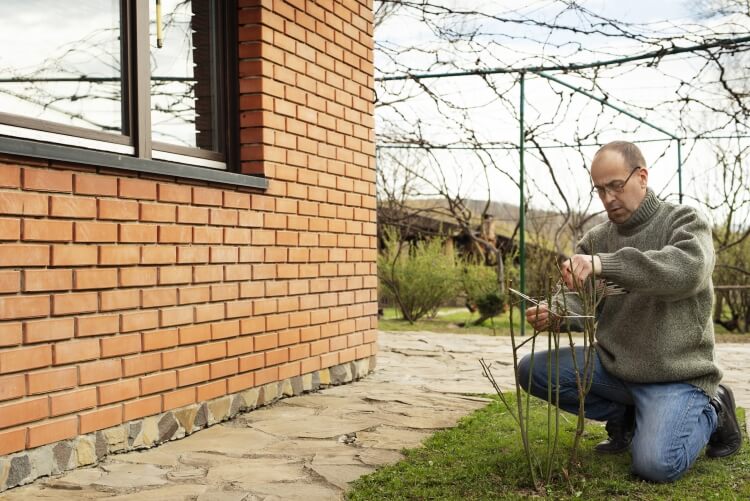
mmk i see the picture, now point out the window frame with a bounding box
[0,0,258,188]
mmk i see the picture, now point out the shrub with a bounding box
[460,261,504,325]
[378,229,460,323]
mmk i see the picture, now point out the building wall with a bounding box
[0,0,377,475]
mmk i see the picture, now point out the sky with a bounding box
[373,0,750,221]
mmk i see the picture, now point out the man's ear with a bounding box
[639,168,649,189]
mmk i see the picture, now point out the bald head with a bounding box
[593,141,647,172]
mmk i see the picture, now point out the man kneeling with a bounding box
[521,141,742,483]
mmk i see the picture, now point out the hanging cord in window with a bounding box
[156,0,164,48]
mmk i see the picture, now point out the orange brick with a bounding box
[195,303,225,323]
[27,416,78,448]
[50,388,97,416]
[239,353,264,372]
[0,165,21,188]
[54,338,99,365]
[160,306,194,327]
[74,173,117,196]
[122,352,161,377]
[0,373,25,401]
[141,245,178,264]
[223,191,250,209]
[24,168,72,192]
[212,320,240,340]
[251,328,277,352]
[241,316,265,334]
[224,264,252,281]
[24,317,74,343]
[119,223,157,243]
[101,332,142,358]
[100,289,140,311]
[142,288,178,308]
[177,364,210,387]
[53,292,97,315]
[300,356,321,374]
[179,286,211,304]
[163,346,196,369]
[51,245,97,266]
[98,378,139,405]
[140,371,177,395]
[0,192,48,216]
[320,351,339,368]
[194,227,223,244]
[278,362,300,380]
[79,358,122,385]
[158,226,192,244]
[120,177,157,200]
[0,396,48,428]
[99,245,141,265]
[74,268,118,290]
[0,295,50,320]
[24,269,72,292]
[227,372,255,393]
[79,405,122,434]
[140,202,176,222]
[179,324,211,345]
[121,310,159,332]
[119,267,157,287]
[75,221,118,242]
[0,427,27,455]
[158,183,192,204]
[254,366,278,386]
[194,264,224,283]
[265,348,288,366]
[142,328,179,351]
[159,265,192,285]
[0,217,20,240]
[50,195,97,218]
[0,244,49,267]
[0,344,52,374]
[196,341,227,362]
[211,283,239,302]
[178,246,209,264]
[210,358,238,379]
[123,395,162,421]
[193,187,223,206]
[99,199,139,220]
[196,379,226,401]
[163,387,195,411]
[177,205,209,224]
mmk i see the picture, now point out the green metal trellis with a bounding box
[376,35,750,334]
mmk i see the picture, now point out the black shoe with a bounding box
[706,384,742,458]
[595,405,635,454]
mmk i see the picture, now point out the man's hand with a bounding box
[525,302,558,332]
[561,254,602,289]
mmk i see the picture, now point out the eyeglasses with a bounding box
[591,167,641,197]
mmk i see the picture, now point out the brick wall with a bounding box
[0,0,376,458]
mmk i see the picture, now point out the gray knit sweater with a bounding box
[567,189,721,397]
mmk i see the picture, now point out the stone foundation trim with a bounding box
[0,357,375,492]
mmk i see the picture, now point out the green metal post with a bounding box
[677,140,683,203]
[519,72,526,336]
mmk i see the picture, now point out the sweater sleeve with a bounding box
[597,207,714,301]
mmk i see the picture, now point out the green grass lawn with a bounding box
[378,307,749,343]
[348,395,750,500]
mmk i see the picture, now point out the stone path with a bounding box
[2,332,748,500]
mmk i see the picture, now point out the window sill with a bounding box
[0,136,267,190]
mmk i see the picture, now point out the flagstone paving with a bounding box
[1,331,748,500]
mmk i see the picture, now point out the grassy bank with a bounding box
[348,395,749,500]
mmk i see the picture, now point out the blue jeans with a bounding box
[518,346,717,483]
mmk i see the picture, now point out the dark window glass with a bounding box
[150,0,223,152]
[0,0,123,134]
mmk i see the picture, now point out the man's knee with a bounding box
[631,445,689,483]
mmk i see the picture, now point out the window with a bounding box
[0,0,237,171]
